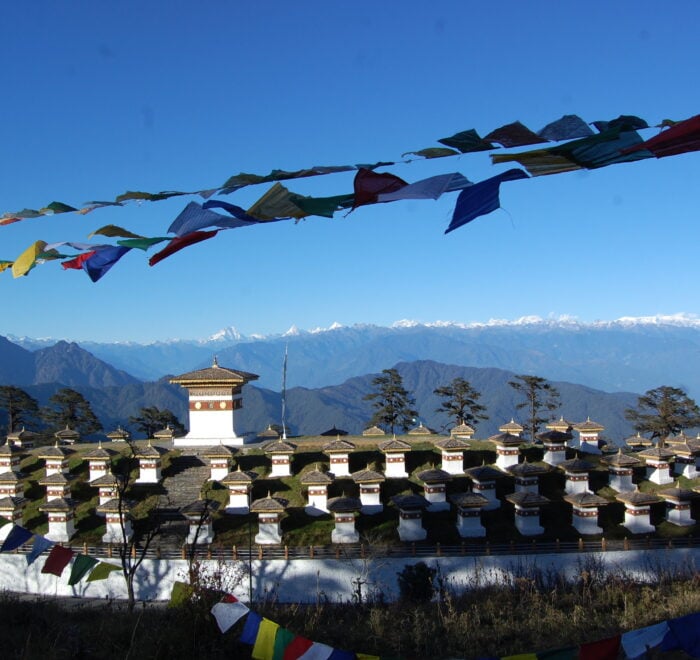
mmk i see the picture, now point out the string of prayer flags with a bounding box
[202,199,282,225]
[620,621,669,660]
[89,225,144,240]
[537,115,594,141]
[281,635,314,659]
[445,168,529,233]
[270,627,295,659]
[484,121,548,148]
[168,201,271,237]
[438,128,495,152]
[41,544,74,577]
[116,236,170,251]
[220,165,355,194]
[577,635,621,660]
[0,524,32,552]
[26,535,54,565]
[0,261,13,273]
[295,642,334,659]
[376,172,472,203]
[67,553,99,585]
[148,229,219,267]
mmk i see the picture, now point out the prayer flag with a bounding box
[621,621,669,659]
[297,642,334,660]
[246,183,308,220]
[26,535,54,565]
[12,240,47,278]
[88,225,143,240]
[61,251,96,270]
[0,261,13,273]
[169,580,194,606]
[356,655,381,660]
[68,554,99,585]
[327,650,356,660]
[352,168,408,209]
[445,169,529,234]
[438,128,494,152]
[86,561,121,582]
[623,113,700,158]
[148,229,218,267]
[211,598,250,633]
[402,147,459,159]
[282,635,314,660]
[252,617,280,660]
[203,199,283,223]
[376,173,472,203]
[485,121,547,147]
[82,245,131,282]
[41,545,75,577]
[116,236,170,251]
[0,525,33,552]
[40,201,78,214]
[578,634,620,660]
[272,627,296,660]
[660,612,700,656]
[240,611,263,645]
[169,201,265,236]
[537,115,593,141]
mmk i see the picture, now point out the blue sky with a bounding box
[2,1,700,342]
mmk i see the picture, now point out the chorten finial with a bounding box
[213,355,219,367]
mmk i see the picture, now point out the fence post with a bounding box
[132,545,137,559]
[83,542,88,555]
[233,545,238,560]
[556,538,560,552]
[360,544,365,559]
[436,542,441,557]
[284,545,289,560]
[156,546,161,559]
[258,545,263,560]
[578,538,584,552]
[601,537,606,552]
[624,537,630,551]
[460,541,465,556]
[486,541,491,556]
[207,546,212,560]
[309,545,314,559]
[335,545,340,559]
[181,547,186,560]
[411,542,416,557]
[107,544,112,558]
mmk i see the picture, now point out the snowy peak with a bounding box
[207,326,244,343]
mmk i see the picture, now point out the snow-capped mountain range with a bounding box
[7,314,700,398]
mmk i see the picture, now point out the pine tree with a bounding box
[433,377,488,429]
[42,387,103,435]
[129,406,186,439]
[625,385,700,445]
[364,368,418,434]
[0,385,40,434]
[508,374,560,441]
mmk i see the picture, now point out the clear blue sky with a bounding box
[2,1,699,342]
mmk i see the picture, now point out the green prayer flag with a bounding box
[115,190,189,203]
[438,128,494,153]
[117,236,170,251]
[168,580,194,607]
[288,193,354,218]
[68,554,99,585]
[86,561,121,582]
[272,627,295,660]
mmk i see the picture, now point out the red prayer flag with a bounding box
[623,114,700,158]
[352,168,408,209]
[61,251,96,270]
[149,229,218,267]
[282,635,314,660]
[41,544,75,577]
[578,634,621,660]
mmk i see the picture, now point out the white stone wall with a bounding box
[0,549,697,604]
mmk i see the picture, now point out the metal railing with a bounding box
[7,535,695,562]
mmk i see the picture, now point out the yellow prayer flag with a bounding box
[12,241,47,278]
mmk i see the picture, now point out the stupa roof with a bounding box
[545,417,575,432]
[351,467,386,484]
[669,441,700,457]
[135,441,166,459]
[378,438,411,452]
[201,443,236,459]
[257,425,281,439]
[0,471,21,484]
[263,439,296,454]
[250,493,288,513]
[464,464,504,481]
[362,425,386,436]
[564,491,610,507]
[322,438,356,453]
[6,427,38,441]
[319,426,348,437]
[574,417,604,432]
[327,496,362,513]
[615,487,661,506]
[39,497,74,513]
[450,492,489,508]
[392,494,430,510]
[507,460,551,477]
[0,443,24,456]
[558,457,594,473]
[505,491,550,507]
[37,442,74,459]
[153,425,176,440]
[536,430,573,444]
[450,423,475,437]
[488,432,523,447]
[300,468,334,485]
[0,496,26,510]
[601,449,642,467]
[106,426,131,442]
[54,426,80,442]
[181,499,220,517]
[624,432,653,447]
[83,442,117,459]
[39,472,70,486]
[435,436,470,451]
[170,359,259,386]
[658,485,697,502]
[416,468,452,483]
[408,423,436,436]
[97,498,134,515]
[498,419,523,433]
[637,446,676,461]
[90,473,121,487]
[221,466,258,484]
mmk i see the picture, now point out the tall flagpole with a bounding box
[281,344,288,440]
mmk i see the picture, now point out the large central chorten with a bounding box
[169,358,258,447]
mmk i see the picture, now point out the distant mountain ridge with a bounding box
[7,314,700,397]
